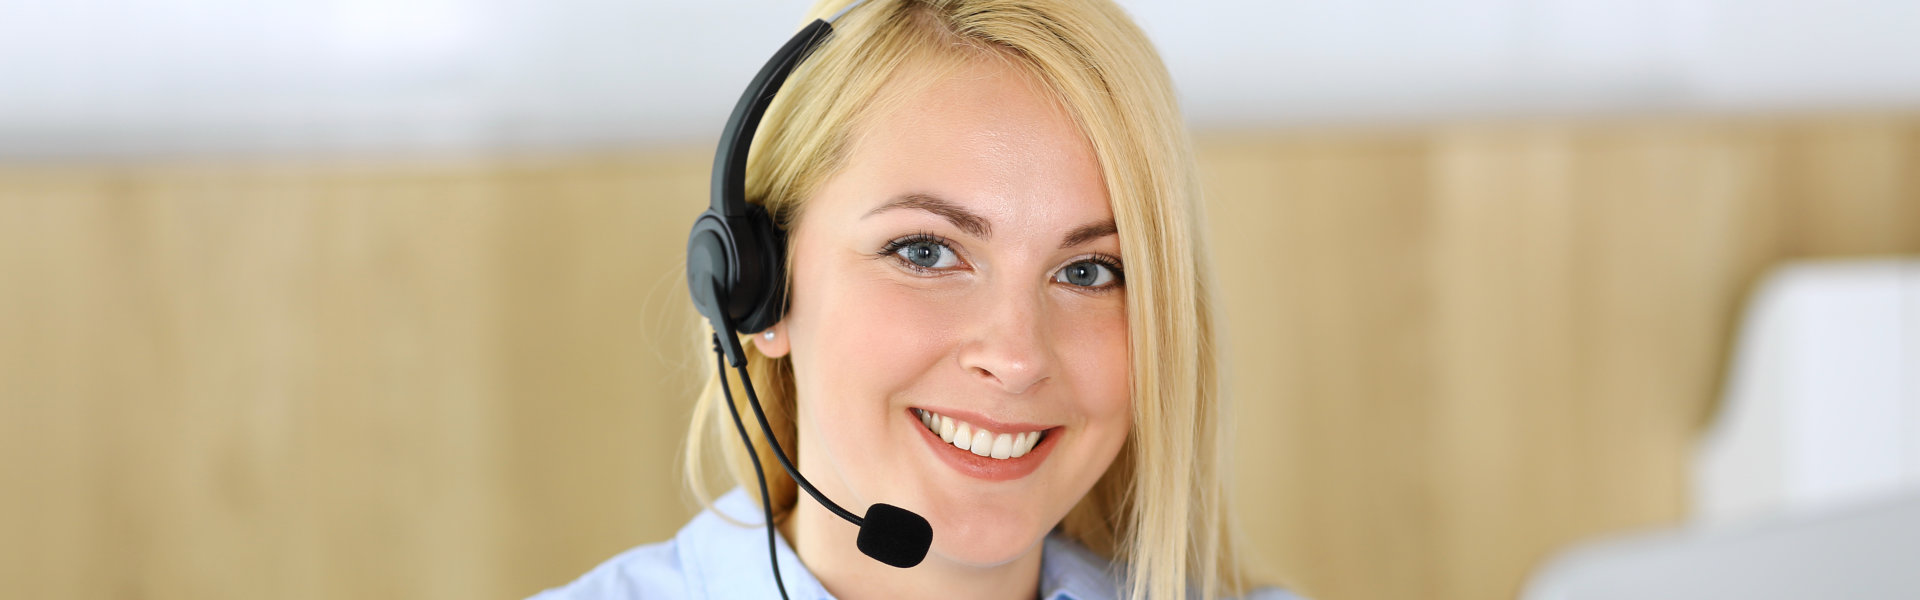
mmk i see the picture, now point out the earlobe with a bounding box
[750,323,791,358]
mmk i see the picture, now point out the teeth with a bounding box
[913,408,1044,461]
[970,430,992,456]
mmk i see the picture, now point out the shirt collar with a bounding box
[1038,530,1126,600]
[679,489,1123,600]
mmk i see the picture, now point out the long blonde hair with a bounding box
[681,1,1245,598]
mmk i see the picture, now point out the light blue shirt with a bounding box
[530,488,1303,600]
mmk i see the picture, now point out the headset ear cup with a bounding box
[735,203,788,334]
[686,211,737,328]
[686,205,786,336]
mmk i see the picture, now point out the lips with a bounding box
[908,407,1059,482]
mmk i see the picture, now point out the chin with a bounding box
[922,502,1054,567]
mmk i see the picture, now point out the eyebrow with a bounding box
[1058,220,1118,249]
[862,192,1119,249]
[864,193,992,240]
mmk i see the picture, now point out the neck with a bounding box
[783,497,1044,600]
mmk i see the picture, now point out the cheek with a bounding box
[815,277,956,378]
[1059,302,1131,451]
[789,262,959,435]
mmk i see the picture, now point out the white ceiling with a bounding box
[4,0,1919,159]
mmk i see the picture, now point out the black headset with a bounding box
[683,1,933,597]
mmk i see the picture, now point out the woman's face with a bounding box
[756,58,1131,567]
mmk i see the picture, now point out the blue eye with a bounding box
[886,236,960,270]
[1054,260,1120,288]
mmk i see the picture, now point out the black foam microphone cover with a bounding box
[856,503,932,568]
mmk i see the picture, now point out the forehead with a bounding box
[817,56,1111,232]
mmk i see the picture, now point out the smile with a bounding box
[908,407,1059,482]
[913,407,1046,459]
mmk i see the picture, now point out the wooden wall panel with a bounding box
[0,157,715,599]
[1201,134,1440,600]
[1202,118,1920,600]
[2,117,1916,600]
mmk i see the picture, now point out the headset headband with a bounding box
[710,0,869,217]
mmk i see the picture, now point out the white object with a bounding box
[1520,493,1920,600]
[1694,258,1920,524]
[1523,257,1920,600]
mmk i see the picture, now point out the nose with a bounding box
[955,285,1054,395]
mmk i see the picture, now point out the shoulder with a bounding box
[1239,586,1310,600]
[1039,533,1308,600]
[525,539,687,600]
[525,489,826,600]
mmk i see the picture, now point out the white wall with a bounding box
[4,0,1919,158]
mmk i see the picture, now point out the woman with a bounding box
[538,1,1297,598]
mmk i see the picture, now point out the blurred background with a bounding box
[3,1,1918,599]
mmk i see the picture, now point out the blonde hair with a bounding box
[681,1,1246,598]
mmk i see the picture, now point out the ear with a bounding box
[749,322,790,358]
